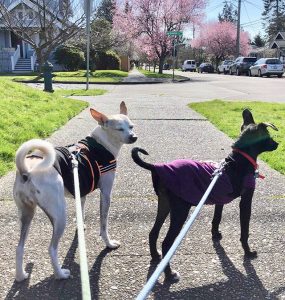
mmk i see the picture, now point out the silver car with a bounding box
[249,58,284,78]
[217,60,233,74]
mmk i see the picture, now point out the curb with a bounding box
[14,77,190,85]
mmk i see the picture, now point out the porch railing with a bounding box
[11,45,20,71]
[31,51,37,71]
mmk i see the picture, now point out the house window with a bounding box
[18,11,23,19]
[28,11,34,19]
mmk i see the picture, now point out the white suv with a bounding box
[182,60,196,72]
[217,60,233,74]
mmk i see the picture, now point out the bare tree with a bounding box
[0,0,86,71]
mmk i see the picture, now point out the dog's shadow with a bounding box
[5,231,112,299]
[146,241,285,299]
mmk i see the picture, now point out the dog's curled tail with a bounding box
[131,147,154,171]
[15,139,56,176]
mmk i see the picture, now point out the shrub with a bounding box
[92,51,120,70]
[54,46,84,71]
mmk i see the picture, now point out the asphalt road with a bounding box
[1,73,285,300]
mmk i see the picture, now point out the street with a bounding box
[1,76,285,300]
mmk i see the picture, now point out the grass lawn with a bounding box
[189,100,285,175]
[54,88,106,97]
[0,77,106,176]
[139,69,187,80]
[12,70,129,83]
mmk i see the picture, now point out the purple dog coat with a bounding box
[154,160,256,205]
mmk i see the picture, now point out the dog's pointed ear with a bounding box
[241,109,255,131]
[262,122,279,131]
[120,101,128,115]
[90,108,109,125]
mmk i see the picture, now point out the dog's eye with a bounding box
[117,128,124,131]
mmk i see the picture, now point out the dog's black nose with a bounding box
[129,136,138,143]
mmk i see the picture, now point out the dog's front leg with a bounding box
[211,204,224,240]
[240,188,257,259]
[98,173,120,249]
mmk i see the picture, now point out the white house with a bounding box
[0,0,69,72]
[270,31,285,62]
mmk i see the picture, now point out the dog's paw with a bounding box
[106,240,120,249]
[212,230,222,240]
[15,271,29,282]
[244,250,257,259]
[55,268,71,280]
[165,270,180,283]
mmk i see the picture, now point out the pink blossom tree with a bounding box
[191,21,251,67]
[113,0,206,73]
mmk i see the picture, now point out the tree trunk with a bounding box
[35,50,44,74]
[158,56,165,74]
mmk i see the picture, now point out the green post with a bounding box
[43,61,54,92]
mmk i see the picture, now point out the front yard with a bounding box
[0,77,107,176]
[12,70,129,83]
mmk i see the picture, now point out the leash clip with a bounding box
[255,169,265,179]
[212,159,226,179]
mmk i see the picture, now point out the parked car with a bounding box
[163,63,171,70]
[217,60,234,74]
[249,58,284,77]
[229,57,257,76]
[197,62,214,73]
[182,60,196,72]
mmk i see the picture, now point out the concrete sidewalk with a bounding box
[1,84,285,299]
[122,67,165,83]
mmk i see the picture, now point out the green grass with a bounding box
[12,70,129,83]
[0,78,91,176]
[54,88,107,97]
[189,100,285,175]
[139,69,187,80]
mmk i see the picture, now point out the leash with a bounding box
[71,153,92,300]
[136,160,226,300]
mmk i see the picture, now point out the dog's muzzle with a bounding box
[128,135,138,144]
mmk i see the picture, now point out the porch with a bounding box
[0,30,37,72]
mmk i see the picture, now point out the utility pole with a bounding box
[236,0,241,57]
[85,0,91,90]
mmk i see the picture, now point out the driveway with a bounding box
[1,76,285,299]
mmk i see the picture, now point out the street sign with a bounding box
[166,31,183,36]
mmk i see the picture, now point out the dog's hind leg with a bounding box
[38,192,70,279]
[162,193,191,282]
[149,188,170,262]
[211,204,224,240]
[15,202,36,282]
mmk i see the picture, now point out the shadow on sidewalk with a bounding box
[144,241,285,299]
[5,231,113,299]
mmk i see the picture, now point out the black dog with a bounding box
[131,109,278,282]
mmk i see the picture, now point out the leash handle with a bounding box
[71,154,91,300]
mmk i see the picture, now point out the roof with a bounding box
[273,31,285,41]
[0,0,66,29]
[270,40,285,49]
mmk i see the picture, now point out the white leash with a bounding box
[136,161,226,300]
[71,154,91,300]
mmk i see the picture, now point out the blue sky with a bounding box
[205,0,265,39]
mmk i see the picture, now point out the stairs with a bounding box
[13,58,32,73]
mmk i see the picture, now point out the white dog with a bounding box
[13,101,137,282]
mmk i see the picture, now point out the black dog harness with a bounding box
[54,136,116,197]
